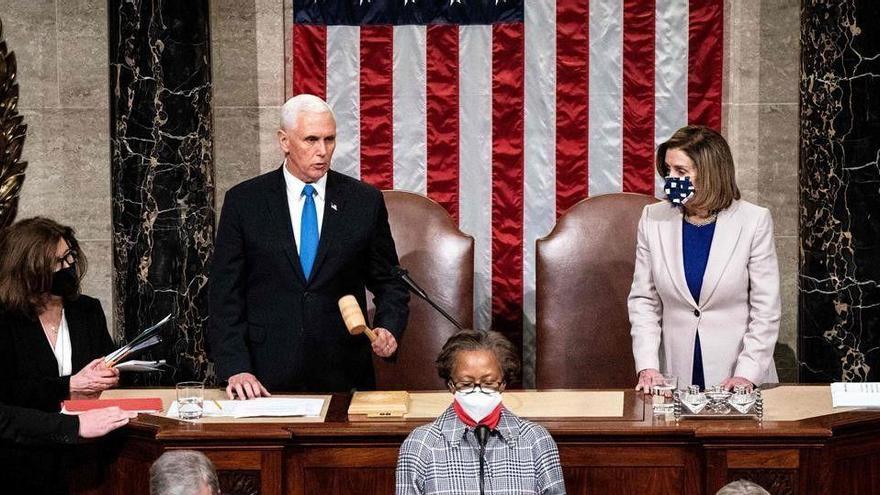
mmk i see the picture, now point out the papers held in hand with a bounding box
[114,360,166,372]
[104,313,173,369]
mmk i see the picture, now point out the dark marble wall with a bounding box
[799,0,880,382]
[109,0,215,384]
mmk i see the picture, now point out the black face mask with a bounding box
[50,263,79,298]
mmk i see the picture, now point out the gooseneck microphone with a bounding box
[392,266,465,330]
[474,425,491,495]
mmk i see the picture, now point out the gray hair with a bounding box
[150,450,220,495]
[716,480,771,495]
[280,94,335,130]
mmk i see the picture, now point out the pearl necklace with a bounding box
[684,213,718,227]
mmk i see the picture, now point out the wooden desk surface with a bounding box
[71,385,880,495]
[121,385,880,441]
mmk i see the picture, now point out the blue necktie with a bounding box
[300,184,319,279]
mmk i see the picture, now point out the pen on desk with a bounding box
[212,399,223,411]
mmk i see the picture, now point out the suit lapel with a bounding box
[265,167,308,285]
[17,313,61,377]
[308,171,348,286]
[698,201,743,306]
[656,205,698,308]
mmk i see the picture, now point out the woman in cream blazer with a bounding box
[629,126,781,392]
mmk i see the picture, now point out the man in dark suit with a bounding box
[208,94,410,398]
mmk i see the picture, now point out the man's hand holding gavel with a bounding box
[339,295,399,358]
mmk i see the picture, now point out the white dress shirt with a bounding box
[282,164,327,254]
[49,310,73,376]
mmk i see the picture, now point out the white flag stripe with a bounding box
[392,25,428,194]
[654,0,689,198]
[458,25,493,332]
[326,26,361,180]
[588,0,624,197]
[523,0,557,348]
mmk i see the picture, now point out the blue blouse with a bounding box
[682,219,716,389]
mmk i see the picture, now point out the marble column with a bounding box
[109,0,215,384]
[799,0,880,382]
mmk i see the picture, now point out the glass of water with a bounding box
[650,374,678,415]
[176,381,205,420]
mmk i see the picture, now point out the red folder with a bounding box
[62,397,163,413]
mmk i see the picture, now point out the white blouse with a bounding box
[48,310,73,376]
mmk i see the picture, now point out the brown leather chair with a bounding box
[535,192,658,389]
[372,191,474,390]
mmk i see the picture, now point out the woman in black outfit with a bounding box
[0,217,123,493]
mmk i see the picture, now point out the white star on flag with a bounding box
[449,0,462,5]
[360,0,371,4]
[403,0,416,5]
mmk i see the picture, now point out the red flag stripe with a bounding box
[360,26,394,189]
[426,25,460,221]
[621,0,656,194]
[292,25,327,98]
[491,23,525,349]
[555,0,590,216]
[688,0,723,129]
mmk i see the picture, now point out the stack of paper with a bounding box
[104,313,173,368]
[167,397,325,419]
[831,382,880,407]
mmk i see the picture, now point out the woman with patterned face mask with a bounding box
[0,217,122,493]
[629,125,781,394]
[396,330,565,495]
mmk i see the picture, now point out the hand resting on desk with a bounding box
[226,372,272,400]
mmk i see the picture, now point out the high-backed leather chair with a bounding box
[373,191,474,390]
[535,192,658,389]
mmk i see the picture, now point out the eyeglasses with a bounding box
[57,250,77,266]
[450,381,504,395]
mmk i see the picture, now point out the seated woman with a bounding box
[629,125,781,393]
[396,330,565,495]
[0,217,121,493]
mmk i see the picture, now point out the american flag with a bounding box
[291,0,723,354]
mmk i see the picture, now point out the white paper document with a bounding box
[167,397,325,419]
[831,382,880,407]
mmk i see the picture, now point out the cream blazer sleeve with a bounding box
[629,206,663,373]
[733,209,781,384]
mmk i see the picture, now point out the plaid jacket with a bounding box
[396,405,566,494]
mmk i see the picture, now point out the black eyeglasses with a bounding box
[449,381,504,395]
[57,250,77,266]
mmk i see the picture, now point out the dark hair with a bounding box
[436,330,520,385]
[656,125,740,213]
[0,217,87,316]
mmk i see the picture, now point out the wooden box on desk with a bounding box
[347,390,410,420]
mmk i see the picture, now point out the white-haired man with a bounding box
[208,94,410,398]
[150,451,219,495]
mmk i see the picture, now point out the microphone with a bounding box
[392,266,465,330]
[474,425,491,495]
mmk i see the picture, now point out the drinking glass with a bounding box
[176,381,205,420]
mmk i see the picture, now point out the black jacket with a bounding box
[0,295,116,411]
[208,168,410,392]
[0,295,114,494]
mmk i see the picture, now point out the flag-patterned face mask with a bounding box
[664,176,695,206]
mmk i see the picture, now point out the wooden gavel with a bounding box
[338,295,377,342]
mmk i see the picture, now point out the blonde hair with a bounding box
[656,125,740,213]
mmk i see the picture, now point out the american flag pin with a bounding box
[330,202,338,211]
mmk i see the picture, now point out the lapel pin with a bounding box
[330,202,338,211]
